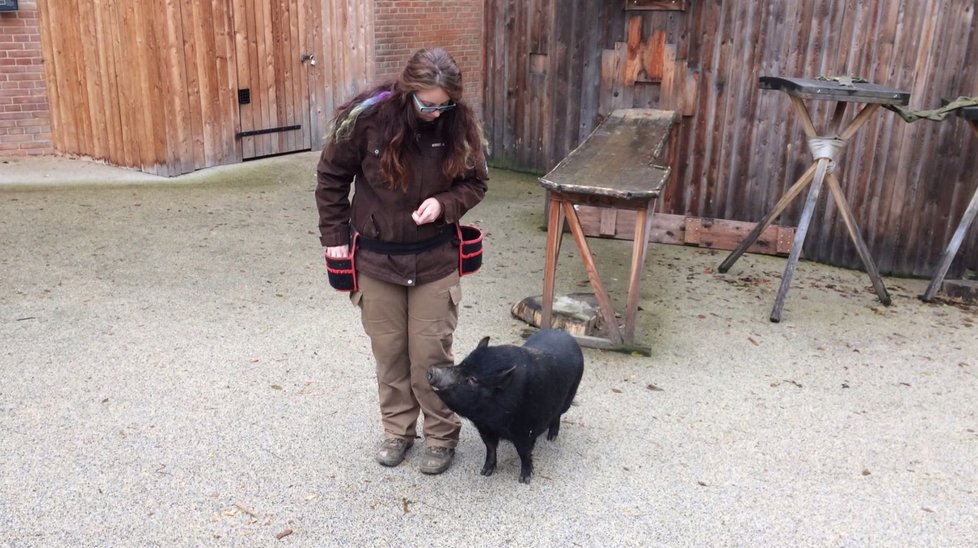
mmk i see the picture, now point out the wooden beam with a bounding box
[574,208,796,256]
[625,0,686,10]
[939,279,978,303]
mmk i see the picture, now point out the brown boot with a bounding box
[376,438,413,467]
[419,445,455,475]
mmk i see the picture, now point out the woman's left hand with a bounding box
[411,198,443,225]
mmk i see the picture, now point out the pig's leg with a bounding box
[514,437,536,483]
[477,428,499,476]
[546,417,560,440]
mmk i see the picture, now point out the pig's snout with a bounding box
[427,366,452,392]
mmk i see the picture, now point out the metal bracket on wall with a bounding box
[236,125,301,139]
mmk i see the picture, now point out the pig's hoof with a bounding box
[518,473,532,484]
[480,465,495,476]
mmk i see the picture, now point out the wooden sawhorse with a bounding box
[923,104,978,301]
[537,109,676,353]
[719,76,910,322]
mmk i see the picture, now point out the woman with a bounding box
[315,48,488,475]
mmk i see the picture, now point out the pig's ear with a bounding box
[497,365,517,383]
[477,336,490,349]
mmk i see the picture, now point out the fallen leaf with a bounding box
[611,388,623,393]
[235,503,257,518]
[276,529,293,540]
[402,497,410,514]
[862,469,871,476]
[747,336,759,346]
[646,384,664,392]
[271,385,283,391]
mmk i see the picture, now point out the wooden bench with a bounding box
[535,108,678,353]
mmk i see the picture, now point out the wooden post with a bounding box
[770,157,830,322]
[540,191,565,330]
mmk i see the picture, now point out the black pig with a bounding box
[426,329,584,483]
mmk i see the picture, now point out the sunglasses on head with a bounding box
[412,93,457,113]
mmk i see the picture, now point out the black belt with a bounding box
[355,228,455,255]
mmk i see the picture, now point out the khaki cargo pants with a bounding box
[353,271,462,448]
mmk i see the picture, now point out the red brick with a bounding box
[0,65,42,75]
[16,113,47,124]
[5,73,40,81]
[13,96,45,105]
[0,111,32,120]
[19,142,54,151]
[1,133,33,143]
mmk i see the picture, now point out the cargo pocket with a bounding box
[448,284,462,309]
[350,290,363,308]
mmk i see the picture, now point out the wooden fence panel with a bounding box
[37,0,371,175]
[483,0,978,278]
[304,0,374,150]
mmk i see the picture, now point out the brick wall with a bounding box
[374,0,485,119]
[0,1,52,156]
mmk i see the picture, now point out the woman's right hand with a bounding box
[324,245,350,259]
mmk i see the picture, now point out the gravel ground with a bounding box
[1,152,976,547]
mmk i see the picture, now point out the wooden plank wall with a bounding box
[37,0,239,176]
[483,0,978,278]
[36,0,373,176]
[306,0,375,150]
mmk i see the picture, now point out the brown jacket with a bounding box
[315,110,488,287]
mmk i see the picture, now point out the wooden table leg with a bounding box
[540,191,565,329]
[825,173,891,305]
[561,200,624,344]
[719,162,818,273]
[923,182,978,301]
[623,198,656,342]
[770,157,831,322]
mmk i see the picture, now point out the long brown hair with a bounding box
[327,48,485,191]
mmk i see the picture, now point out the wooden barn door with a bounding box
[232,0,312,159]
